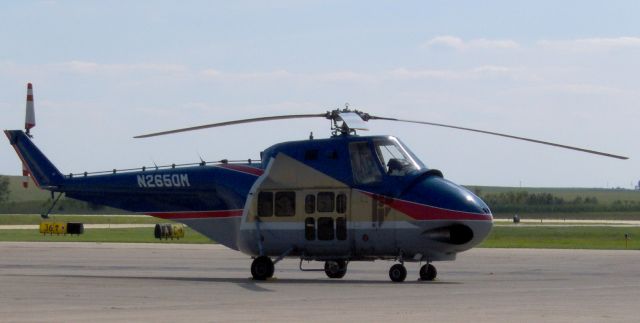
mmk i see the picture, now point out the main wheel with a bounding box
[419,263,437,281]
[389,264,407,282]
[324,260,347,279]
[251,256,274,280]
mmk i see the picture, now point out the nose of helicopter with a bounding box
[402,174,492,218]
[399,174,493,247]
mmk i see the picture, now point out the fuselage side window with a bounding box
[305,217,316,240]
[275,191,295,216]
[349,142,383,184]
[305,194,316,214]
[257,191,273,217]
[317,192,335,212]
[336,193,347,214]
[336,217,347,240]
[317,217,335,240]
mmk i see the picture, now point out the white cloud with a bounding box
[311,71,374,83]
[538,37,640,51]
[424,35,466,50]
[470,65,513,74]
[200,69,375,83]
[58,61,189,75]
[469,38,520,50]
[525,83,626,96]
[200,69,292,81]
[389,67,462,80]
[423,35,520,51]
[389,65,519,80]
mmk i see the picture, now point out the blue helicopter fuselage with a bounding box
[5,130,493,262]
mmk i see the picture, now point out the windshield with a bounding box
[374,137,422,176]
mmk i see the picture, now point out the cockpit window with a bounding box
[349,142,383,184]
[374,138,421,176]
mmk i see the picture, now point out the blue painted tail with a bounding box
[4,130,64,188]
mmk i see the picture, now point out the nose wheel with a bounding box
[251,256,274,280]
[419,263,437,281]
[389,264,407,282]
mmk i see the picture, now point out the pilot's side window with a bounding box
[275,191,295,216]
[349,142,382,184]
[317,192,335,212]
[257,192,273,217]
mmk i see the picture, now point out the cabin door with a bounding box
[301,189,352,256]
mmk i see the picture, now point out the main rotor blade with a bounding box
[369,116,628,160]
[135,113,327,138]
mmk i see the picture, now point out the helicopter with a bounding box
[4,84,628,282]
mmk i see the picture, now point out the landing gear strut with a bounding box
[389,263,407,282]
[324,260,348,279]
[251,256,274,280]
[419,263,437,281]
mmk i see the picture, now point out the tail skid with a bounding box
[4,130,64,189]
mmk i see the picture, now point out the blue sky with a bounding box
[1,1,639,188]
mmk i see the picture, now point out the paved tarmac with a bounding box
[0,242,638,322]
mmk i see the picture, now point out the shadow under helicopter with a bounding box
[6,273,461,292]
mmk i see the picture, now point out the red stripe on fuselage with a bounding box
[362,191,492,221]
[217,164,264,176]
[146,209,243,219]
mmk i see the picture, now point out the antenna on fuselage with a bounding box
[197,153,206,166]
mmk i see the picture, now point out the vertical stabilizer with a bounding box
[4,130,64,189]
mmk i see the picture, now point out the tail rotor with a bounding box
[22,83,36,188]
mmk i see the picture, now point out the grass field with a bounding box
[467,185,640,205]
[0,214,173,225]
[0,223,638,250]
[0,227,212,244]
[491,211,640,220]
[481,225,639,250]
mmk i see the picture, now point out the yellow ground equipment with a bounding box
[39,222,84,235]
[39,222,66,235]
[154,223,185,240]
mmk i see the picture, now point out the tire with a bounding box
[251,256,274,280]
[419,264,437,281]
[389,264,407,282]
[324,260,348,279]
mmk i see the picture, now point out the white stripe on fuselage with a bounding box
[239,221,422,231]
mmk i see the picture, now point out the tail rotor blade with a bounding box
[369,115,628,160]
[25,83,35,136]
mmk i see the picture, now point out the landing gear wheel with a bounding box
[324,260,348,279]
[251,256,274,280]
[419,263,437,281]
[389,264,407,282]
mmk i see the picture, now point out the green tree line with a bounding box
[476,189,640,213]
